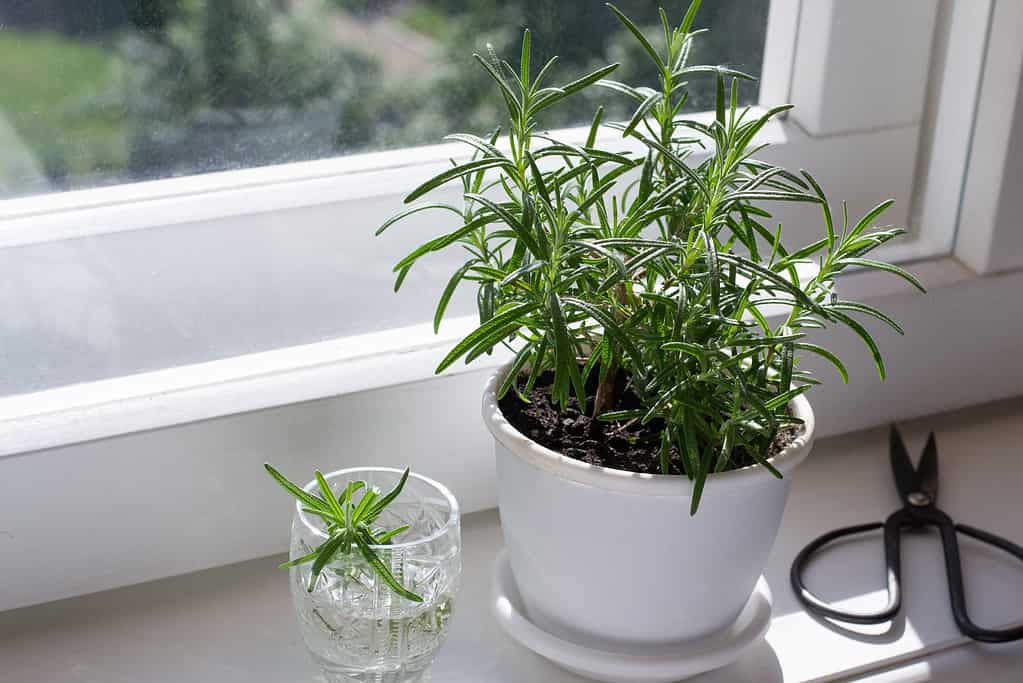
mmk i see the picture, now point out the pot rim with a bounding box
[482,360,815,496]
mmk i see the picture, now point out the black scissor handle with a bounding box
[791,510,1023,642]
[790,520,902,624]
[939,520,1023,643]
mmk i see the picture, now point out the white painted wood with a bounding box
[0,136,501,230]
[0,316,506,459]
[756,123,920,254]
[758,0,802,107]
[912,0,993,250]
[789,0,939,136]
[785,0,831,133]
[3,399,1023,682]
[956,0,1023,274]
[0,367,500,611]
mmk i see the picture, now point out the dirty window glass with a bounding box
[0,0,769,198]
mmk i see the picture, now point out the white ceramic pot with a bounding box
[482,363,815,647]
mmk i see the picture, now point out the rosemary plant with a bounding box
[378,2,923,513]
[264,464,423,601]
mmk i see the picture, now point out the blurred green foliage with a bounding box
[0,0,767,195]
[121,0,347,114]
[0,30,126,194]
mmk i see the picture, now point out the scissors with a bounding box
[790,426,1023,643]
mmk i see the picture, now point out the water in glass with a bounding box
[290,470,460,683]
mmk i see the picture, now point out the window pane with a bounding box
[0,0,769,199]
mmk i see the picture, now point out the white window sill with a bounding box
[0,315,500,458]
[3,397,1023,682]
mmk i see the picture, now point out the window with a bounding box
[0,0,768,199]
[0,0,773,397]
[4,0,1023,613]
[0,0,1016,432]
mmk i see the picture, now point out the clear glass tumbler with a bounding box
[289,467,461,683]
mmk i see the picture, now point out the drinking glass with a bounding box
[289,467,461,683]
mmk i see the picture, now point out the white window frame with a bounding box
[3,0,1023,612]
[0,0,1012,448]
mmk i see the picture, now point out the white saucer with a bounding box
[491,549,773,683]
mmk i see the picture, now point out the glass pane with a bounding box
[0,0,769,199]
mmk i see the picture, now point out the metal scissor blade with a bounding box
[916,432,939,503]
[889,425,918,503]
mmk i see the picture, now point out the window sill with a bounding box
[0,315,504,458]
[0,253,969,459]
[3,397,1023,682]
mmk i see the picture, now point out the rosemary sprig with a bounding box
[264,464,422,602]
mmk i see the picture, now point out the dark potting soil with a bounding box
[498,370,801,475]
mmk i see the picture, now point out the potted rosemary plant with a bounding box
[379,1,922,654]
